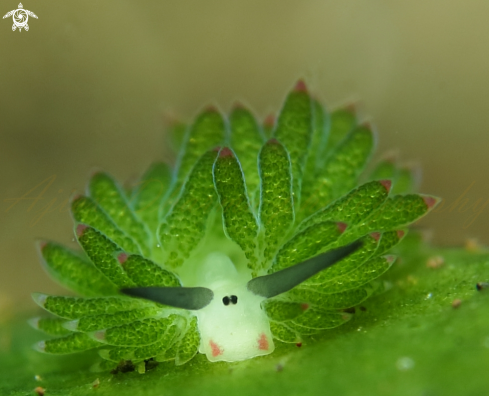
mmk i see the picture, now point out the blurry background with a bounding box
[1,0,488,309]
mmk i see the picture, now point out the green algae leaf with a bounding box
[289,308,351,330]
[306,99,329,174]
[67,307,161,333]
[299,121,374,219]
[268,320,301,343]
[271,221,343,272]
[229,105,265,202]
[318,123,375,201]
[96,317,173,347]
[298,105,358,220]
[213,147,260,271]
[71,195,142,255]
[304,232,381,284]
[88,172,151,257]
[313,255,396,293]
[158,149,218,268]
[28,317,71,336]
[273,81,313,204]
[263,300,304,322]
[130,321,180,362]
[166,118,188,154]
[369,155,399,182]
[155,336,179,362]
[176,107,228,186]
[322,106,357,156]
[130,162,173,235]
[351,194,440,238]
[175,316,200,365]
[300,180,391,231]
[102,323,180,364]
[98,346,134,363]
[32,294,147,319]
[98,316,181,365]
[258,139,295,266]
[38,241,118,296]
[369,155,421,195]
[117,254,181,287]
[286,284,373,310]
[391,164,422,195]
[37,332,100,354]
[375,229,406,255]
[75,225,135,288]
[301,99,329,204]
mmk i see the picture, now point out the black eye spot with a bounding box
[222,295,238,306]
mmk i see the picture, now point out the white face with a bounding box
[123,243,361,363]
[193,253,274,362]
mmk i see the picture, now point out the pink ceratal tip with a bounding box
[263,114,275,127]
[89,170,104,179]
[385,255,397,264]
[360,120,373,130]
[212,146,222,152]
[204,104,219,113]
[344,102,358,115]
[76,224,88,237]
[117,252,128,265]
[293,79,308,92]
[336,222,348,234]
[219,147,234,158]
[396,230,406,239]
[301,303,309,311]
[71,193,83,203]
[370,232,381,242]
[296,342,302,348]
[161,110,180,127]
[231,101,245,111]
[267,138,280,145]
[38,240,48,252]
[379,179,392,193]
[423,195,439,209]
[94,330,106,341]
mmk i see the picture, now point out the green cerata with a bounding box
[30,80,439,373]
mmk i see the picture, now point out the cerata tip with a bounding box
[263,114,275,127]
[379,179,392,193]
[219,147,234,158]
[293,79,307,92]
[422,195,440,209]
[76,224,88,237]
[336,222,348,234]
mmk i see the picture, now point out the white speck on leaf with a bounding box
[396,356,415,371]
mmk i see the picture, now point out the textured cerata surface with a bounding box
[29,81,439,371]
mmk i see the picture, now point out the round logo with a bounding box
[13,9,28,27]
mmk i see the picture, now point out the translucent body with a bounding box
[193,252,274,362]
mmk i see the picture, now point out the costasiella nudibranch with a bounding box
[30,81,440,372]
